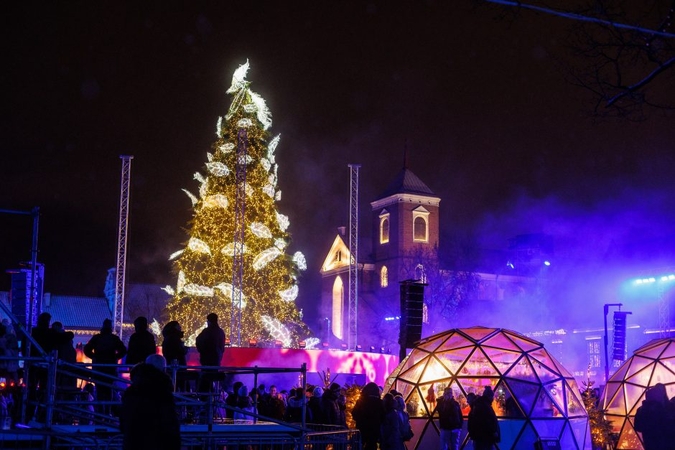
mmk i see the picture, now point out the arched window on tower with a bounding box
[380,266,389,288]
[332,276,344,340]
[379,210,390,244]
[412,206,430,243]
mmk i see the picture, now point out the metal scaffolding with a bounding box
[113,156,133,339]
[348,164,360,350]
[230,129,248,347]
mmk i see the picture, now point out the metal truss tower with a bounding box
[658,284,670,338]
[348,164,360,350]
[231,129,248,346]
[114,155,133,339]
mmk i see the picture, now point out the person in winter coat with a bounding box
[120,360,180,450]
[285,388,310,423]
[634,383,675,450]
[233,385,255,423]
[380,393,405,450]
[83,319,127,407]
[308,387,326,424]
[352,382,385,450]
[161,321,188,391]
[436,387,463,450]
[125,316,156,366]
[322,383,343,427]
[195,313,225,394]
[467,386,500,450]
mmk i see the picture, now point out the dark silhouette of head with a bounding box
[37,312,51,328]
[101,318,113,333]
[207,313,218,325]
[133,316,148,331]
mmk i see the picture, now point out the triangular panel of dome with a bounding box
[615,418,643,450]
[439,346,480,376]
[434,347,475,375]
[458,326,498,344]
[481,330,527,353]
[406,385,431,417]
[504,378,541,416]
[497,418,527,449]
[648,360,675,385]
[531,385,562,418]
[389,379,418,406]
[436,331,477,352]
[542,379,567,416]
[414,332,451,354]
[634,339,668,360]
[526,354,562,385]
[608,359,631,383]
[493,380,523,417]
[397,354,432,383]
[565,381,587,418]
[562,418,589,450]
[504,356,539,383]
[531,418,566,441]
[461,347,500,377]
[624,356,657,383]
[481,347,524,375]
[418,382,440,416]
[604,385,629,416]
[625,384,647,416]
[601,380,623,411]
[559,380,586,417]
[505,331,544,353]
[527,347,569,377]
[510,421,539,450]
[419,355,454,384]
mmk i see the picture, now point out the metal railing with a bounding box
[0,354,360,450]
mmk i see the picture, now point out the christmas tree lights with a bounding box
[165,60,309,346]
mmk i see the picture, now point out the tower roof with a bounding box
[378,168,435,198]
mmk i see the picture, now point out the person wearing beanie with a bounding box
[308,387,325,424]
[467,386,500,450]
[322,382,343,427]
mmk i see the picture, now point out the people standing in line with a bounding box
[120,354,180,450]
[467,386,500,450]
[195,313,225,394]
[29,312,56,397]
[634,383,675,450]
[352,382,385,450]
[308,387,325,424]
[83,319,127,410]
[51,322,77,390]
[161,321,188,391]
[125,316,156,366]
[0,320,19,384]
[436,387,463,450]
[322,383,343,427]
[380,393,405,450]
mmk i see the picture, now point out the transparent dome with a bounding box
[384,327,591,450]
[602,338,675,450]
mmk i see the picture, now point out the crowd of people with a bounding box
[1,310,522,450]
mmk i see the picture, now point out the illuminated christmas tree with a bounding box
[164,61,310,347]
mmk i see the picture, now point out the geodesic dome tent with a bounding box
[384,327,591,450]
[602,338,675,450]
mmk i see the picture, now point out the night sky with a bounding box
[3,1,674,331]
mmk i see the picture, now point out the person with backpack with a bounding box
[436,387,463,450]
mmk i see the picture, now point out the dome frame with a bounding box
[384,326,591,450]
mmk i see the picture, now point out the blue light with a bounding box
[544,260,551,266]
